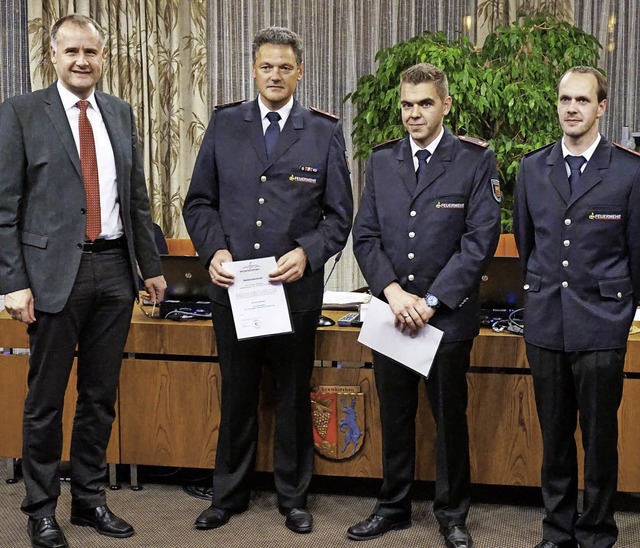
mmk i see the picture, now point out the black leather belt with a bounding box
[82,236,125,253]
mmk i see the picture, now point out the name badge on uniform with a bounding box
[588,212,622,221]
[436,201,465,209]
[289,174,317,184]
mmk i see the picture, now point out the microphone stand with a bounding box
[318,251,342,327]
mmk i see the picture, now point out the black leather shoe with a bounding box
[440,524,473,548]
[194,505,231,530]
[534,542,578,548]
[70,504,134,538]
[279,507,313,534]
[347,514,411,541]
[28,517,68,548]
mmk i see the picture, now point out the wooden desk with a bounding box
[2,309,640,490]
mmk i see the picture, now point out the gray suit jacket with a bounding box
[0,83,161,313]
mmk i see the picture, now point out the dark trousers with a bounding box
[210,303,318,511]
[526,344,625,548]
[21,249,134,518]
[373,340,473,528]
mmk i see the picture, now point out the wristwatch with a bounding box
[425,293,440,309]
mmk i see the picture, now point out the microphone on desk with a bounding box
[318,251,343,327]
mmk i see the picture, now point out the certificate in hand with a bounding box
[224,256,293,340]
[357,296,443,377]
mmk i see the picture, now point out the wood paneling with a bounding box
[0,356,119,463]
[3,308,640,491]
[119,360,219,468]
[0,354,28,458]
[468,374,542,486]
[611,379,640,492]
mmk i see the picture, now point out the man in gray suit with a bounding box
[0,14,165,548]
[514,66,640,548]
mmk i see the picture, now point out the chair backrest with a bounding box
[494,233,518,257]
[165,238,197,256]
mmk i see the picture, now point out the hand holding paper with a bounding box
[357,296,443,378]
[224,257,293,340]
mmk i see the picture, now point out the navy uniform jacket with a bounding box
[0,83,162,313]
[183,98,353,312]
[353,129,501,343]
[514,138,640,352]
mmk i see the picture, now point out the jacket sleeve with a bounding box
[513,156,534,273]
[626,159,640,306]
[0,99,30,294]
[294,120,353,273]
[182,113,228,268]
[126,104,162,279]
[428,148,501,308]
[352,155,400,298]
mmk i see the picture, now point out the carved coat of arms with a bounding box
[311,385,365,460]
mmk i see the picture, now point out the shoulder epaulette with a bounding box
[372,137,402,150]
[309,106,339,120]
[214,99,246,111]
[458,135,489,148]
[613,142,640,157]
[524,142,555,157]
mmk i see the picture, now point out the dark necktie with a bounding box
[264,111,281,158]
[566,155,586,194]
[77,100,102,241]
[415,149,431,189]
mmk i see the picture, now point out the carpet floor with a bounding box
[1,470,639,547]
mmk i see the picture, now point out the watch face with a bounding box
[427,294,439,307]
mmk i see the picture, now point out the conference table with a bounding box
[2,307,640,491]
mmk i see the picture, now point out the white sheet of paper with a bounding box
[224,257,293,340]
[357,296,443,377]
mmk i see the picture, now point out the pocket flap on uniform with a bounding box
[523,271,541,292]
[598,277,633,300]
[20,231,48,249]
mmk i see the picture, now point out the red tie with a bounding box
[77,100,102,241]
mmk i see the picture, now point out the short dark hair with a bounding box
[252,27,303,66]
[50,14,106,51]
[558,66,607,103]
[400,63,449,100]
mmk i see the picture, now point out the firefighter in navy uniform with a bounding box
[349,63,500,548]
[182,27,352,535]
[514,66,640,548]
